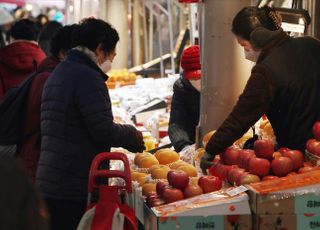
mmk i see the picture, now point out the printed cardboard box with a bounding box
[254,214,320,230]
[247,184,320,214]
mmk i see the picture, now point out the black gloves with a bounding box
[126,130,145,153]
[200,151,215,174]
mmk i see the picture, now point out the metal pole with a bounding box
[157,12,164,78]
[148,6,153,61]
[197,0,253,146]
[167,0,176,74]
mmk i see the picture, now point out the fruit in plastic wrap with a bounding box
[156,181,170,196]
[177,164,198,177]
[131,171,147,181]
[154,148,179,165]
[142,183,157,196]
[150,165,171,179]
[134,152,153,165]
[138,156,159,168]
[169,161,187,169]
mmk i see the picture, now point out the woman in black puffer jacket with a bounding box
[37,18,144,230]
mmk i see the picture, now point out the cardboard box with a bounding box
[144,203,252,230]
[248,185,320,214]
[254,214,320,230]
[142,189,252,229]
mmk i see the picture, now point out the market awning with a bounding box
[0,0,25,7]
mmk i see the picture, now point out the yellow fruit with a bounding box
[169,161,187,169]
[177,165,198,177]
[138,156,159,168]
[142,183,157,196]
[131,171,147,181]
[134,152,153,165]
[150,165,170,179]
[154,148,179,165]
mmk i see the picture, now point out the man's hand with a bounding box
[200,151,215,175]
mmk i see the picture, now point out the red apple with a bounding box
[262,175,279,181]
[278,147,290,154]
[298,166,319,174]
[227,168,245,185]
[313,121,320,141]
[238,174,261,185]
[167,170,189,189]
[249,157,270,177]
[239,149,256,169]
[271,157,293,177]
[198,176,222,193]
[254,139,274,159]
[183,184,203,198]
[162,187,184,204]
[306,139,320,154]
[282,150,304,171]
[222,147,241,165]
[212,164,235,180]
[314,144,320,156]
[146,193,165,207]
[156,181,169,196]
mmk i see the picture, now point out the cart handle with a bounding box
[88,152,132,193]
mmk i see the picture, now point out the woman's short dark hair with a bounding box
[50,24,79,58]
[232,6,282,41]
[74,18,119,53]
[9,19,38,41]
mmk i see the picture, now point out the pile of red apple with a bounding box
[306,121,320,156]
[209,139,318,186]
[146,170,222,208]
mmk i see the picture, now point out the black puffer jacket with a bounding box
[169,77,200,152]
[37,50,140,201]
[206,30,320,155]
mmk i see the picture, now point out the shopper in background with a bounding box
[19,24,79,181]
[0,8,14,48]
[201,6,320,172]
[35,14,49,32]
[0,156,49,230]
[0,19,46,99]
[38,21,63,56]
[37,18,144,230]
[168,45,201,155]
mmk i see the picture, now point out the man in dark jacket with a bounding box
[19,24,78,181]
[0,19,46,99]
[37,18,144,230]
[201,6,320,171]
[169,45,201,152]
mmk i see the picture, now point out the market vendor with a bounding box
[168,45,201,154]
[200,6,320,171]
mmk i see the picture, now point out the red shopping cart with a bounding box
[78,152,136,230]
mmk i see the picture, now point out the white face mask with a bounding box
[244,49,261,62]
[99,59,112,73]
[190,79,201,91]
